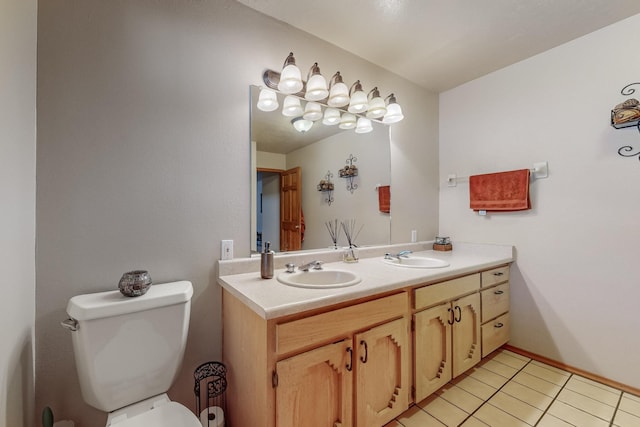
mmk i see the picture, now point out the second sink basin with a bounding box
[277,269,361,289]
[383,256,450,269]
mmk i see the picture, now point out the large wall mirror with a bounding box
[250,85,391,254]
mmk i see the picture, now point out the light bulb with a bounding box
[339,113,356,130]
[256,88,279,112]
[355,117,373,134]
[322,108,341,126]
[282,96,303,117]
[303,102,323,121]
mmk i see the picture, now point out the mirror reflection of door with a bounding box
[280,167,302,252]
[256,167,302,252]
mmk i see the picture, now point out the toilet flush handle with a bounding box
[61,318,78,332]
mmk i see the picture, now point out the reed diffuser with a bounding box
[341,219,363,263]
[325,219,341,249]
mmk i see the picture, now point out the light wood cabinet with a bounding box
[480,266,511,357]
[355,317,409,427]
[414,285,481,402]
[275,339,353,427]
[223,291,410,427]
[222,263,510,426]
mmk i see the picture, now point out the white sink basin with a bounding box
[277,269,361,289]
[383,256,450,269]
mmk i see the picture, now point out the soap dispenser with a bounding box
[261,241,274,279]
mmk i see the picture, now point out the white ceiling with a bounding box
[238,0,640,92]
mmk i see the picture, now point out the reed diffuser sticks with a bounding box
[325,219,340,249]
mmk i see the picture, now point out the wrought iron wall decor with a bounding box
[317,170,334,205]
[611,82,640,162]
[339,154,358,193]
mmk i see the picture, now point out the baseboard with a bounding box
[503,344,640,397]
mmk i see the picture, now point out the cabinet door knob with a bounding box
[494,290,504,295]
[346,347,353,371]
[454,305,462,323]
[447,307,454,325]
[494,322,504,328]
[360,340,368,363]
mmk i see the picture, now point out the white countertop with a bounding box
[217,242,514,320]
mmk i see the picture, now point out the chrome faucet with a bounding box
[384,250,412,260]
[298,260,324,271]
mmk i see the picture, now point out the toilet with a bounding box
[62,280,201,427]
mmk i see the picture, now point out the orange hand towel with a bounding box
[469,169,531,211]
[378,185,390,213]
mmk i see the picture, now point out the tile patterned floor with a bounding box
[385,349,640,427]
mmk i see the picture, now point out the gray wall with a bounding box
[35,1,438,425]
[0,0,37,426]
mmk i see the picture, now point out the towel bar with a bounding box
[447,161,548,187]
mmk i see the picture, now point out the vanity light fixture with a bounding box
[339,112,357,130]
[282,95,304,117]
[348,80,368,114]
[327,72,350,108]
[303,101,323,121]
[260,52,406,132]
[291,117,313,133]
[277,52,304,94]
[382,93,405,124]
[322,107,341,125]
[304,63,329,101]
[366,87,387,119]
[355,117,373,134]
[256,88,279,112]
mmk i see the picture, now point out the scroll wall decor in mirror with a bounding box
[250,85,392,254]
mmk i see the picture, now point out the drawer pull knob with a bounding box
[493,272,504,276]
[494,290,504,295]
[494,322,504,328]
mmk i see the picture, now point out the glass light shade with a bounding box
[256,88,279,112]
[366,96,387,119]
[282,96,303,117]
[303,102,323,121]
[338,113,356,129]
[382,102,404,124]
[328,82,350,107]
[305,74,329,101]
[278,64,303,94]
[292,117,313,133]
[322,108,341,125]
[348,90,368,113]
[355,117,373,134]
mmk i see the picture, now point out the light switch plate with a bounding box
[221,240,233,260]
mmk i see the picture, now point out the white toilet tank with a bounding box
[65,280,193,413]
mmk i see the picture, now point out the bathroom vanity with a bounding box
[218,243,513,427]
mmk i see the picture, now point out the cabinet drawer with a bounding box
[481,312,510,357]
[481,266,509,288]
[414,273,480,310]
[276,293,408,356]
[481,283,509,322]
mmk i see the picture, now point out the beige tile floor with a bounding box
[385,349,640,426]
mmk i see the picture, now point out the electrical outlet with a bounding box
[221,240,233,260]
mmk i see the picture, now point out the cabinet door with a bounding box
[276,339,353,427]
[414,303,453,402]
[355,318,409,427]
[452,292,481,377]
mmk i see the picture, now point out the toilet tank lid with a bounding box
[67,281,193,321]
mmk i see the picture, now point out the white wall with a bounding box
[0,0,37,426]
[440,13,640,387]
[35,1,438,425]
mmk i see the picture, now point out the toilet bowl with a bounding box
[63,281,201,427]
[106,394,200,427]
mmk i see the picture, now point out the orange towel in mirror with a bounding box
[469,169,531,211]
[378,185,390,213]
